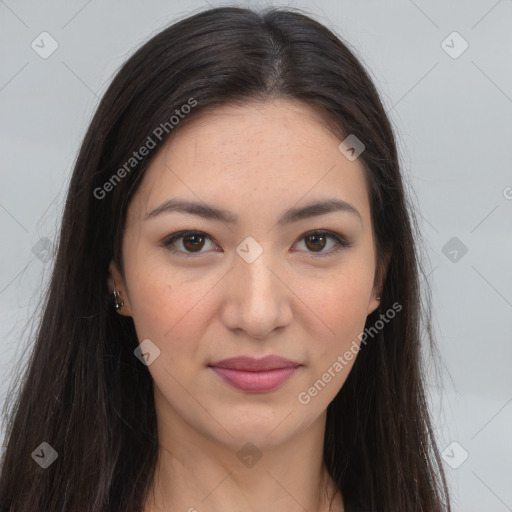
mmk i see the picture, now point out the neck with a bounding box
[143,391,343,512]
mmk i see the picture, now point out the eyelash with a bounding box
[160,229,352,258]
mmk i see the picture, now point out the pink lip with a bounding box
[209,355,301,392]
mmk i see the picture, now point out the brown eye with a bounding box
[162,229,351,257]
[161,231,217,255]
[294,230,352,256]
[182,233,206,252]
[304,233,327,252]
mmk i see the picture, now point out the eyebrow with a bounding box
[144,197,362,226]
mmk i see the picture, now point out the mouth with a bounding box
[208,355,301,393]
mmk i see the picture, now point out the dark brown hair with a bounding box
[0,6,451,511]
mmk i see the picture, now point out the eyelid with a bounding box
[160,229,219,256]
[160,229,352,257]
[293,229,352,256]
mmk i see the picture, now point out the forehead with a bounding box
[127,99,371,226]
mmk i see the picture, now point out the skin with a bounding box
[109,99,382,512]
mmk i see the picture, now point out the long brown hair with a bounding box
[0,6,451,511]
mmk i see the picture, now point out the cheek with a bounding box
[124,260,218,361]
[297,282,370,410]
[301,257,374,358]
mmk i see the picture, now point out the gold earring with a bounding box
[112,275,124,310]
[113,290,124,310]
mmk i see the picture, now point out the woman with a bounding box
[0,6,451,511]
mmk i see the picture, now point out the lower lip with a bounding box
[210,366,299,392]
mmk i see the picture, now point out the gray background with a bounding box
[1,0,511,510]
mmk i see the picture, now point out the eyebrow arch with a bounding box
[144,197,362,226]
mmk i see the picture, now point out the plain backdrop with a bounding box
[1,1,511,510]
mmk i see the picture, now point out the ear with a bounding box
[367,243,392,316]
[108,260,133,317]
[367,289,381,316]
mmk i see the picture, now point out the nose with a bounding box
[219,250,293,339]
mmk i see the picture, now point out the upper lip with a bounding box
[209,355,300,371]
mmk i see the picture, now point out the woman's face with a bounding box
[111,99,381,450]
